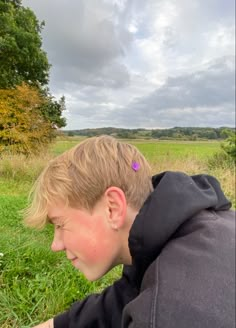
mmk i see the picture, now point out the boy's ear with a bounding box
[104,187,127,230]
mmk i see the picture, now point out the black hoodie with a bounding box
[54,172,235,328]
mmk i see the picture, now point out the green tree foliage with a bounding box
[0,0,50,88]
[151,127,224,140]
[63,127,234,141]
[39,89,66,129]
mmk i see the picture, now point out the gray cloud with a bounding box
[23,0,133,89]
[50,60,130,90]
[22,0,235,129]
[135,56,234,110]
[115,56,235,127]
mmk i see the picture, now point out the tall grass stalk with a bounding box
[0,153,52,182]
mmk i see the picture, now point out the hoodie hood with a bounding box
[129,171,231,270]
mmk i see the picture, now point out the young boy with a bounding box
[25,136,235,328]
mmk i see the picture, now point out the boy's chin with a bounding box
[83,271,104,282]
[83,266,113,282]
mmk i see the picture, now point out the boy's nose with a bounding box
[51,231,65,252]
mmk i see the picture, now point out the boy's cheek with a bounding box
[81,238,112,263]
[66,235,113,264]
[64,217,116,264]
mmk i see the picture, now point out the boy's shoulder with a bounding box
[123,208,235,327]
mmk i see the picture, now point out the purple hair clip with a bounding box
[132,161,140,172]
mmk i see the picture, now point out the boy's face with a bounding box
[48,198,123,281]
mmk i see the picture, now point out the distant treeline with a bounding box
[63,127,235,140]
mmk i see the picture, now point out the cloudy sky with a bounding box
[22,0,235,130]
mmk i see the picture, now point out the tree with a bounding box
[0,0,66,154]
[0,0,50,88]
[0,83,56,155]
[39,89,66,128]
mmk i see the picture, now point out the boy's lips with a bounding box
[71,258,81,270]
[67,256,77,261]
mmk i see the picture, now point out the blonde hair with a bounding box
[24,135,153,228]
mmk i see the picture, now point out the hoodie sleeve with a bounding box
[53,266,139,328]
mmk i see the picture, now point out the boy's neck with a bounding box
[120,206,139,265]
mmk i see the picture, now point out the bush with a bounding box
[0,84,66,156]
[207,150,235,170]
[208,130,236,170]
[221,129,236,161]
[0,84,53,156]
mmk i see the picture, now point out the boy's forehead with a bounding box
[47,203,89,223]
[47,202,67,221]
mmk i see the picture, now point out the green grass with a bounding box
[51,137,221,161]
[133,141,221,160]
[0,195,121,327]
[49,136,86,156]
[0,138,234,327]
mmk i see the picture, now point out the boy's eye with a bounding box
[55,224,63,230]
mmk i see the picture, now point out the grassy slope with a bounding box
[0,139,234,327]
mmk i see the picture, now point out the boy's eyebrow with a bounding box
[47,216,61,224]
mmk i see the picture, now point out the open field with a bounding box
[0,138,235,327]
[52,137,221,160]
